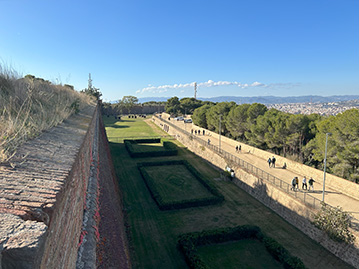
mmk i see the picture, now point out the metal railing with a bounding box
[154,115,359,229]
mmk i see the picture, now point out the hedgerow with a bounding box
[137,160,224,210]
[177,225,305,269]
[124,138,178,158]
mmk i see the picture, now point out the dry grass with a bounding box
[0,65,94,164]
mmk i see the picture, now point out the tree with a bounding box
[118,96,138,114]
[165,96,181,115]
[225,104,251,140]
[179,98,203,114]
[192,104,213,128]
[206,102,236,134]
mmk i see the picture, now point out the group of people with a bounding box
[291,176,315,191]
[267,156,276,168]
[191,129,205,136]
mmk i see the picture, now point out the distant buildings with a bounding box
[267,100,359,116]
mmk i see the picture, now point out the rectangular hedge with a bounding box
[177,225,305,269]
[137,160,224,210]
[124,138,178,158]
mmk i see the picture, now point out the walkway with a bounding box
[159,115,359,226]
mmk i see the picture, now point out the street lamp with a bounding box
[322,132,332,202]
[218,115,222,153]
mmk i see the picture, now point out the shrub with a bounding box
[313,202,355,244]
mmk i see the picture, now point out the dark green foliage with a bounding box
[124,138,178,157]
[178,225,305,269]
[137,160,224,210]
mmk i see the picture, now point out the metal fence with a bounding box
[154,115,359,229]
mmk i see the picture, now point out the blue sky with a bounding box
[1,0,358,102]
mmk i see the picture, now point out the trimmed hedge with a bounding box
[177,225,306,269]
[137,160,224,210]
[124,138,178,158]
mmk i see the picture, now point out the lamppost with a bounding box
[218,115,222,153]
[322,132,332,202]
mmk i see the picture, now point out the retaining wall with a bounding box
[153,115,359,268]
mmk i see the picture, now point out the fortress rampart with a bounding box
[0,104,130,268]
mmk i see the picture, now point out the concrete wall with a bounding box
[153,115,359,268]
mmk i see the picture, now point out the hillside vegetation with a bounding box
[0,66,93,164]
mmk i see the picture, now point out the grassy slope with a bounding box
[105,116,353,269]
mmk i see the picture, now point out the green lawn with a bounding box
[143,164,214,202]
[104,115,159,140]
[197,240,284,269]
[105,115,353,269]
[131,143,165,152]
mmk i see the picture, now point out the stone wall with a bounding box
[1,104,97,268]
[192,121,359,200]
[153,115,359,268]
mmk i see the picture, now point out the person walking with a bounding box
[236,145,238,152]
[291,177,296,191]
[302,176,307,190]
[203,130,205,135]
[238,145,241,151]
[308,177,315,191]
[271,156,276,168]
[195,130,197,135]
[208,139,211,145]
[267,157,272,168]
[295,177,299,190]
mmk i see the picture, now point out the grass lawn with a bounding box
[104,115,353,269]
[131,143,165,152]
[197,239,284,269]
[143,164,214,202]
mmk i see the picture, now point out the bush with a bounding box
[313,202,355,244]
[177,225,305,269]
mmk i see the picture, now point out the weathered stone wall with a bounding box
[191,121,359,200]
[152,115,359,268]
[0,104,97,268]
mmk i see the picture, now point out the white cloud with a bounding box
[137,80,267,95]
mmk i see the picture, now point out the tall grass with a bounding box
[0,65,94,164]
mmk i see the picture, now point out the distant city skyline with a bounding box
[1,0,358,102]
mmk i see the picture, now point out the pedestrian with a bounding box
[308,177,315,191]
[208,139,211,145]
[198,130,200,135]
[267,157,272,168]
[191,129,193,134]
[238,145,241,151]
[295,177,299,190]
[236,145,238,152]
[302,176,307,190]
[203,130,205,135]
[271,156,276,168]
[291,177,296,191]
[195,130,197,135]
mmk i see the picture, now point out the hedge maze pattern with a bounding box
[137,160,224,210]
[177,225,305,269]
